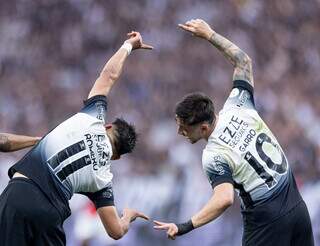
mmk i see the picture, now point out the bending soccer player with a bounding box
[0,132,40,152]
[0,31,153,246]
[154,19,314,246]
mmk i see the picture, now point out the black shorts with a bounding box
[243,200,314,246]
[0,177,66,246]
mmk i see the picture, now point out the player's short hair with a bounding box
[112,118,137,155]
[175,92,215,126]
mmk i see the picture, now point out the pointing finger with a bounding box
[137,213,150,220]
[153,220,165,226]
[154,225,169,230]
[178,24,195,33]
[141,43,154,50]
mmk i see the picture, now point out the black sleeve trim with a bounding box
[8,166,16,178]
[233,80,254,95]
[211,178,234,189]
[232,80,255,106]
[83,95,107,107]
[79,186,114,209]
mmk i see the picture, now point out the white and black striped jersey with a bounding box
[9,95,114,219]
[202,80,302,226]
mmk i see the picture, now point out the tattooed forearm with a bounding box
[0,134,11,152]
[0,133,40,152]
[209,32,253,86]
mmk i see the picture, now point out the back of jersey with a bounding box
[203,81,302,227]
[8,95,114,220]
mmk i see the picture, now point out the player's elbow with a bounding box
[223,196,234,208]
[244,55,252,67]
[219,191,234,208]
[100,69,119,82]
[242,53,252,67]
[109,233,123,240]
[214,183,234,208]
[235,51,251,67]
[105,225,126,240]
[107,230,124,240]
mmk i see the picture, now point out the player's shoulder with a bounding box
[58,112,98,132]
[222,86,255,113]
[202,147,227,167]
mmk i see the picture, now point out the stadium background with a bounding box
[0,0,319,245]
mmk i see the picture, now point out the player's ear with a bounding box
[200,123,207,133]
[105,124,113,130]
[200,123,211,134]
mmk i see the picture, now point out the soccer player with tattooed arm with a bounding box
[0,31,153,246]
[154,19,314,246]
[0,133,40,152]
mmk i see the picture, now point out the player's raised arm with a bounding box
[179,19,253,87]
[0,132,41,152]
[88,31,153,99]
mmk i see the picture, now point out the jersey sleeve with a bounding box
[222,80,255,111]
[203,153,234,189]
[80,185,115,209]
[81,95,108,122]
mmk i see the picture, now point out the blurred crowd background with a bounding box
[0,0,320,245]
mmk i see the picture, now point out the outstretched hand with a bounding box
[178,19,215,40]
[125,31,153,50]
[153,220,179,240]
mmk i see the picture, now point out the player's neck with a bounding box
[204,114,218,141]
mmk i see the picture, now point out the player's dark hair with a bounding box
[175,92,215,126]
[112,118,137,155]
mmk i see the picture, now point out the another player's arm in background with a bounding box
[154,183,234,240]
[0,133,41,152]
[97,206,149,240]
[178,19,253,87]
[88,31,153,99]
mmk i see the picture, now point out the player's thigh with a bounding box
[0,178,66,246]
[18,180,67,246]
[0,180,34,246]
[291,201,314,246]
[242,213,293,246]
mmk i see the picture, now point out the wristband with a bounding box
[176,219,194,236]
[121,42,133,55]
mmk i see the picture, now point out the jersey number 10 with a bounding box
[244,133,288,189]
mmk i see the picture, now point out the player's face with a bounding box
[175,117,202,144]
[105,124,121,160]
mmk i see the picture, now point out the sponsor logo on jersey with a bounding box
[96,102,106,123]
[236,90,250,107]
[218,115,259,151]
[213,163,226,176]
[102,187,113,199]
[239,129,256,152]
[85,133,111,171]
[219,115,248,147]
[212,155,227,175]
